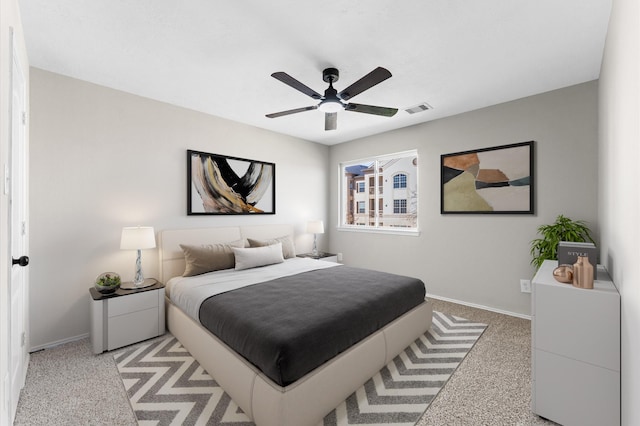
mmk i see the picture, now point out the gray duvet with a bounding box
[198,265,426,386]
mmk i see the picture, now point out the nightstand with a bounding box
[296,252,339,263]
[90,279,165,354]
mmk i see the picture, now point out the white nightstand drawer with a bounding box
[107,307,159,351]
[108,290,158,317]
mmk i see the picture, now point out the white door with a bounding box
[9,30,29,423]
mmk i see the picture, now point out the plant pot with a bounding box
[94,282,120,294]
[95,272,121,294]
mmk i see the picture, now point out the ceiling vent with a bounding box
[404,102,432,114]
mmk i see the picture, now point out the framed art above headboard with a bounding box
[187,149,276,215]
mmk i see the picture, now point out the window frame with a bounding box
[338,150,419,236]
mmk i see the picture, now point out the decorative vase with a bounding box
[95,272,121,294]
[553,264,574,284]
[572,256,594,289]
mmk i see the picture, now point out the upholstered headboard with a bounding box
[158,224,295,282]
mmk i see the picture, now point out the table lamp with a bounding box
[307,220,324,257]
[120,226,156,289]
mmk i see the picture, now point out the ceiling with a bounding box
[19,0,611,145]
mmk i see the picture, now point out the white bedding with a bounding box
[166,257,340,320]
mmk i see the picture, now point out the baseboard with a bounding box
[29,333,89,353]
[426,293,531,320]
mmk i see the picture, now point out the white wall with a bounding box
[329,81,598,317]
[28,68,330,350]
[598,0,640,423]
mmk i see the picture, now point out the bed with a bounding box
[159,224,433,426]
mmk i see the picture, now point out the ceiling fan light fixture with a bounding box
[318,99,343,113]
[267,67,396,131]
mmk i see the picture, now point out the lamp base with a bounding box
[120,278,157,290]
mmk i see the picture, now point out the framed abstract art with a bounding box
[441,141,534,214]
[187,150,275,215]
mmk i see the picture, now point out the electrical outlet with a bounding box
[520,279,531,293]
[337,252,343,262]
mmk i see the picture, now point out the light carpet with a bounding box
[114,311,486,426]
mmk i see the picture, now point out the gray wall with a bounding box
[329,81,599,317]
[598,0,640,423]
[28,68,330,350]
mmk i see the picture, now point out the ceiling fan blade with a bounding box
[271,72,322,100]
[325,112,337,131]
[338,67,392,101]
[266,105,317,118]
[345,103,398,117]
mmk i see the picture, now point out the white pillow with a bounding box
[247,235,296,259]
[233,243,284,270]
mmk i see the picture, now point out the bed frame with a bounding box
[159,224,433,426]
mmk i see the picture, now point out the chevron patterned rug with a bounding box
[114,311,486,426]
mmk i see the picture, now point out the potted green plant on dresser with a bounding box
[529,214,595,269]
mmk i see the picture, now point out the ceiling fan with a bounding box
[266,67,398,131]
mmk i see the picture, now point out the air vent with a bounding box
[404,102,433,114]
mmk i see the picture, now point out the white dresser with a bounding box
[531,260,620,425]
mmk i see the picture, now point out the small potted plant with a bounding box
[530,214,595,269]
[95,272,121,294]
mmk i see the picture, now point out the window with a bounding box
[394,173,407,189]
[394,199,407,213]
[340,150,418,233]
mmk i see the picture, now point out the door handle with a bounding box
[12,256,29,267]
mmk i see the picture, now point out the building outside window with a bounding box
[340,150,418,232]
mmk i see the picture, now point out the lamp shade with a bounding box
[306,220,324,234]
[120,226,156,250]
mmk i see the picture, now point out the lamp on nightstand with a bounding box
[307,220,324,257]
[120,226,156,289]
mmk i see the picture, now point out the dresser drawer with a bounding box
[108,290,158,317]
[533,349,619,426]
